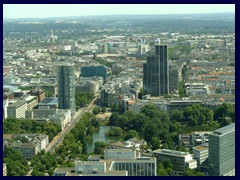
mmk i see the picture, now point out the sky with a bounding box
[3,4,235,19]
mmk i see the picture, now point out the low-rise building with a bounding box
[3,98,9,120]
[38,97,58,109]
[30,90,46,102]
[193,144,209,167]
[54,149,156,176]
[26,109,71,130]
[179,131,211,147]
[25,95,38,110]
[7,100,27,118]
[108,138,147,151]
[3,134,49,159]
[151,149,197,175]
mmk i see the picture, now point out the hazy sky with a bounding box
[3,4,235,19]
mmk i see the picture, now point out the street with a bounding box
[45,97,97,153]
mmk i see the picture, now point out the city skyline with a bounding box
[3,4,235,19]
[3,9,235,176]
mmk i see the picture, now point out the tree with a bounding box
[157,163,168,176]
[143,122,159,142]
[48,168,54,176]
[94,142,107,155]
[183,104,214,126]
[101,107,106,113]
[171,110,184,122]
[106,126,123,137]
[214,103,235,124]
[151,137,160,150]
[131,113,148,132]
[109,112,117,125]
[184,168,195,176]
[124,130,139,140]
[138,88,144,99]
[157,162,173,176]
[179,81,187,97]
[93,106,101,115]
[184,168,205,176]
[141,104,161,119]
[90,117,100,128]
[162,159,173,169]
[75,92,94,108]
[4,147,30,176]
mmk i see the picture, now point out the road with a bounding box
[26,97,97,176]
[45,97,97,153]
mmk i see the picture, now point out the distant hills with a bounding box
[3,13,235,34]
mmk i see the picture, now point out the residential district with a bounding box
[3,13,235,176]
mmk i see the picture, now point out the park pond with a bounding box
[87,125,118,153]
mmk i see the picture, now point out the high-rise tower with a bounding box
[208,123,235,176]
[58,65,75,115]
[143,45,169,96]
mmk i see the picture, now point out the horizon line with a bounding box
[3,12,235,20]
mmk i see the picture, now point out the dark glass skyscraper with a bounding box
[58,65,75,115]
[208,123,235,176]
[143,45,169,96]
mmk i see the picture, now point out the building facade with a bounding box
[104,149,156,176]
[58,65,75,115]
[81,65,107,80]
[143,45,169,96]
[7,100,27,118]
[208,123,235,176]
[151,149,197,175]
[3,134,49,159]
[169,64,179,93]
[193,145,209,166]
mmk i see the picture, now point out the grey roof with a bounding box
[213,123,235,135]
[8,100,26,108]
[38,98,58,105]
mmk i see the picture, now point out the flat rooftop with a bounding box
[213,123,235,135]
[153,149,190,157]
[8,100,26,108]
[193,145,208,151]
[38,98,58,105]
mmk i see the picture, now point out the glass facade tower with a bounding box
[58,65,75,115]
[143,45,169,96]
[208,123,235,176]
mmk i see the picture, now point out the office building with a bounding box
[37,97,58,109]
[7,100,27,118]
[151,149,197,175]
[53,149,156,176]
[208,123,235,176]
[58,65,75,115]
[81,65,107,80]
[25,96,38,110]
[104,149,157,176]
[139,44,149,55]
[143,45,169,96]
[30,90,46,102]
[193,145,209,166]
[169,64,179,93]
